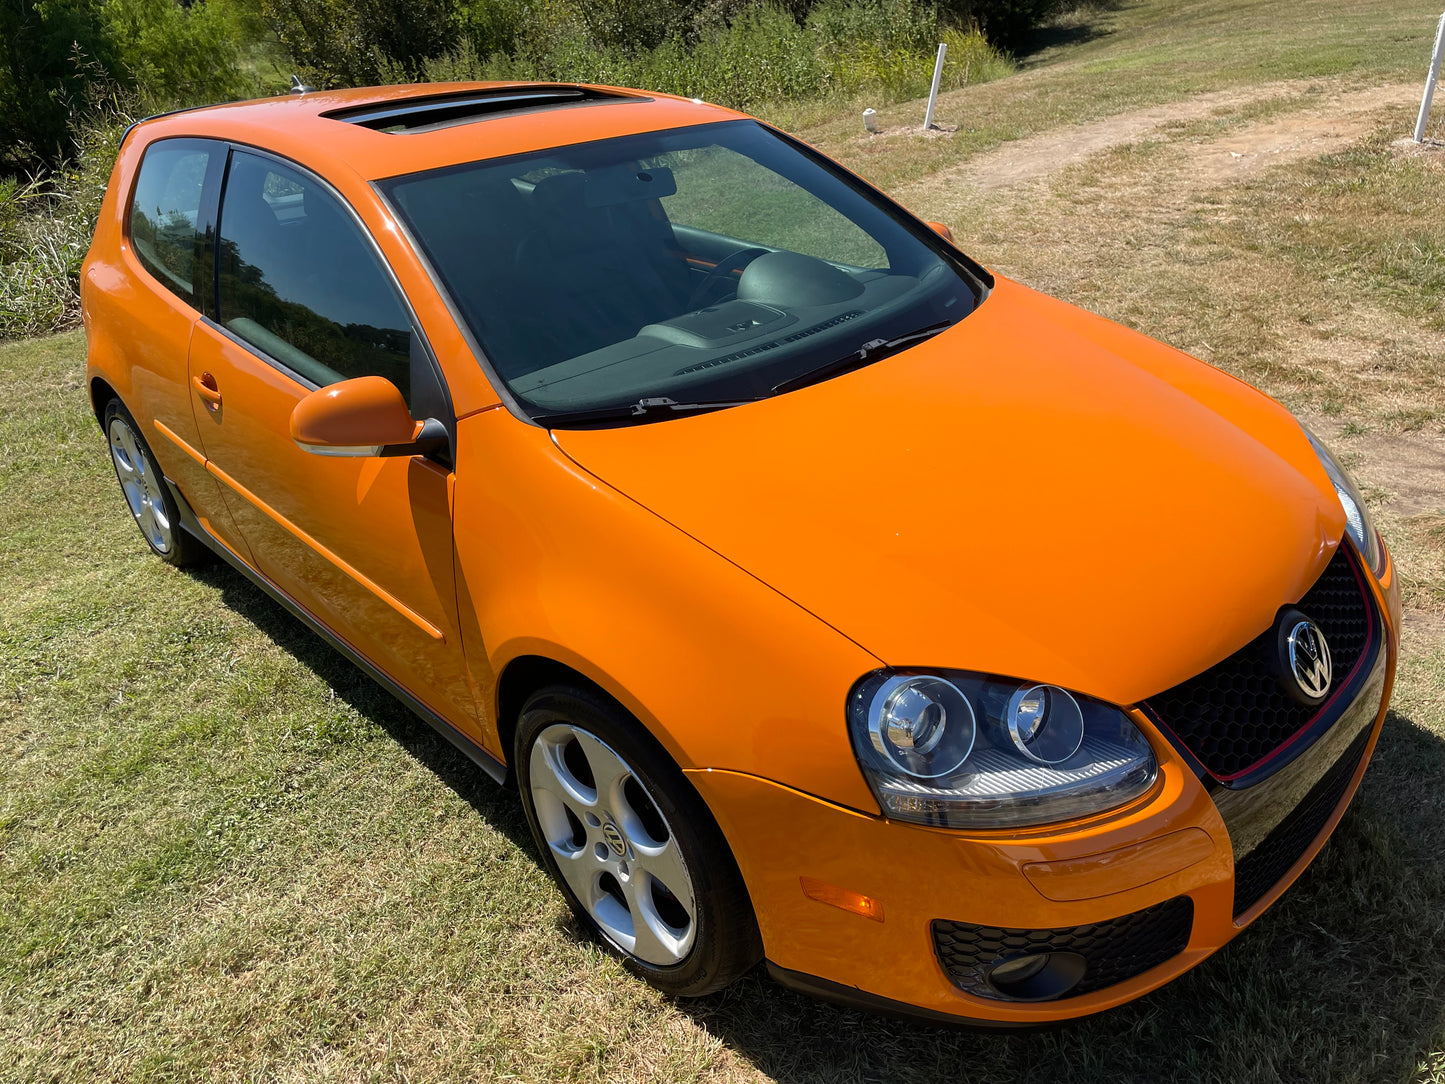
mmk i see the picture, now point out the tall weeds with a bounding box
[409,0,1013,115]
[1,105,131,341]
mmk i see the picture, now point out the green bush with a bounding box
[0,110,127,341]
[809,0,939,56]
[259,0,465,85]
[458,0,534,58]
[810,0,1010,98]
[937,0,1068,52]
[1,0,255,175]
[101,0,257,104]
[0,1,119,173]
[410,5,830,110]
[264,0,1040,102]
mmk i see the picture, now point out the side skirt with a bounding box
[164,477,509,786]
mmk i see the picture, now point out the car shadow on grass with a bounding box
[191,561,536,853]
[676,710,1445,1084]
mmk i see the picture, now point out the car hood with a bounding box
[553,276,1345,707]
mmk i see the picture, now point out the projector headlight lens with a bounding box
[870,676,975,778]
[1007,684,1085,765]
[849,670,1157,829]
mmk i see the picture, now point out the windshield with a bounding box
[381,120,986,426]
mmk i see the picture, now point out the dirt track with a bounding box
[910,80,1419,193]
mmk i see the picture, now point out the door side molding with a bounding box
[202,456,446,642]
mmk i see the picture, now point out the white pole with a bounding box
[922,43,948,131]
[1416,10,1445,142]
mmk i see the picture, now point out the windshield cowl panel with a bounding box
[381,120,984,427]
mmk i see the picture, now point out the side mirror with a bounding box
[926,220,954,243]
[290,376,446,458]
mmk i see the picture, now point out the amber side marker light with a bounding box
[800,876,885,922]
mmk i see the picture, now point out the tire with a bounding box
[516,684,762,996]
[102,398,209,567]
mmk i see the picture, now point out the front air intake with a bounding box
[932,896,1194,1001]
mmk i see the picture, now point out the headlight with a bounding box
[1305,428,1384,576]
[848,671,1158,829]
[868,676,976,778]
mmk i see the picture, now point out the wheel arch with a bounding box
[494,651,675,779]
[85,322,136,432]
[89,375,120,429]
[507,653,765,994]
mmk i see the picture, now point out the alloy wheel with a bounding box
[527,722,697,965]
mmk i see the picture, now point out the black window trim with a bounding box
[123,135,227,314]
[201,141,459,465]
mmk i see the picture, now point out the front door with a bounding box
[187,148,480,736]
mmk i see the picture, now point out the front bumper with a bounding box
[687,554,1400,1025]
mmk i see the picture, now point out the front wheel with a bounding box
[516,685,761,996]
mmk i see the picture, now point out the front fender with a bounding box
[452,407,883,813]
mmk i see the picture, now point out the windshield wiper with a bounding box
[532,396,762,427]
[770,321,954,395]
[533,322,955,426]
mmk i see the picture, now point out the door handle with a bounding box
[192,373,222,410]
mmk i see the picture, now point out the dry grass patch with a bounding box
[888,115,1445,430]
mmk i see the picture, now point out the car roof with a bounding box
[133,82,747,184]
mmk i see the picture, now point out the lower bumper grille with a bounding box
[932,896,1193,1001]
[1232,726,1372,918]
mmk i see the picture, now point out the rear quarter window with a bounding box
[128,140,215,307]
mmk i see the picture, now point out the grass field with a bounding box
[5,0,1445,1080]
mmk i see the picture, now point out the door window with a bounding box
[216,151,413,402]
[129,140,214,307]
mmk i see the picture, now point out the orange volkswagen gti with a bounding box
[82,82,1400,1025]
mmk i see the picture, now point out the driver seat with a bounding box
[513,172,691,366]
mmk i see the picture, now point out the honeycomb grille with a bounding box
[1144,546,1372,779]
[1232,726,1371,917]
[932,897,1194,1001]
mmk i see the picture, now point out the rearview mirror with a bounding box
[290,376,446,458]
[926,220,954,243]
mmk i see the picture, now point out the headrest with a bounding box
[584,164,677,206]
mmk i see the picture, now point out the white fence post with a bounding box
[1415,10,1445,142]
[922,43,948,131]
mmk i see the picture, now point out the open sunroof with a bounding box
[322,85,644,133]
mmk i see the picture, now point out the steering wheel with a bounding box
[687,247,770,310]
